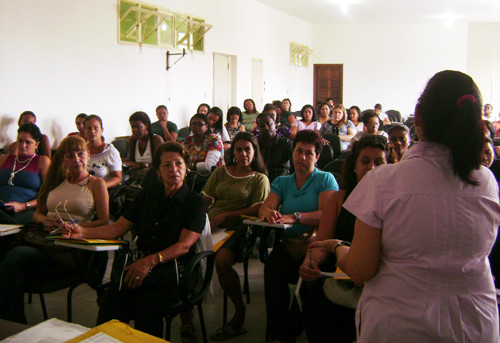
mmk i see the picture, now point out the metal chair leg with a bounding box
[223,292,228,324]
[243,255,250,304]
[67,285,77,322]
[38,294,48,320]
[197,303,208,343]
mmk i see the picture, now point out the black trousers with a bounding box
[301,279,356,343]
[97,261,180,337]
[264,244,304,343]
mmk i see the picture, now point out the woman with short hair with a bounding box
[61,141,206,337]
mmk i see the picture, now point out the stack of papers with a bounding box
[0,224,21,237]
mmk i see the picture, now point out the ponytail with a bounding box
[417,70,483,186]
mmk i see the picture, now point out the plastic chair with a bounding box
[322,133,342,160]
[316,144,334,170]
[177,127,191,142]
[111,138,129,159]
[386,110,402,123]
[163,251,215,343]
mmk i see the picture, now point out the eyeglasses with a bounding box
[191,122,206,127]
[54,200,77,226]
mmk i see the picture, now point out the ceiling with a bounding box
[254,0,500,25]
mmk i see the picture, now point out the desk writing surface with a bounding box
[242,219,292,229]
[54,241,122,251]
[0,224,21,237]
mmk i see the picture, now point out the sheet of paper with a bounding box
[78,332,123,343]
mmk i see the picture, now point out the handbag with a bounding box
[323,277,363,309]
[14,222,83,271]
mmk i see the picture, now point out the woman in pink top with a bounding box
[289,105,322,140]
[312,70,500,342]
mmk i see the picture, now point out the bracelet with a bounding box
[334,241,351,255]
[157,252,163,264]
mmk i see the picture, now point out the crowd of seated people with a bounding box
[1,88,498,343]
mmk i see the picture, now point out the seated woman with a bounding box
[207,107,231,151]
[318,102,332,125]
[9,111,52,159]
[258,130,339,343]
[282,98,292,113]
[289,105,321,140]
[206,132,270,340]
[320,104,356,151]
[0,135,108,323]
[61,142,206,337]
[348,106,363,131]
[184,114,223,173]
[273,100,296,127]
[387,124,409,163]
[299,135,387,343]
[85,115,122,188]
[224,106,245,141]
[241,99,259,132]
[124,111,163,182]
[349,110,389,148]
[197,103,211,116]
[68,113,88,139]
[0,123,50,224]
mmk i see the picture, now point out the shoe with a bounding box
[180,322,197,343]
[210,323,248,341]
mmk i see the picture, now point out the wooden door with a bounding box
[314,64,343,106]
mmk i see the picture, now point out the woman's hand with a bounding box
[42,216,63,229]
[124,255,156,289]
[259,208,283,223]
[123,161,142,170]
[210,213,228,231]
[299,257,322,282]
[309,239,342,254]
[61,223,85,239]
[275,214,296,224]
[4,201,25,213]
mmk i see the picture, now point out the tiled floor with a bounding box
[21,256,308,343]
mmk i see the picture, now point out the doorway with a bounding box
[314,64,343,106]
[213,53,237,111]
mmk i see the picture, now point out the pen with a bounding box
[309,249,313,268]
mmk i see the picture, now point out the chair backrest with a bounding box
[177,127,191,142]
[322,133,342,160]
[111,138,129,159]
[380,124,393,134]
[323,158,345,176]
[180,251,215,306]
[316,143,334,170]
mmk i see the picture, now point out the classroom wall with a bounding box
[467,23,500,120]
[311,22,469,118]
[0,0,312,147]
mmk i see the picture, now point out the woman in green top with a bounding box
[202,132,270,340]
[241,99,259,132]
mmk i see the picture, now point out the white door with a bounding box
[252,59,264,111]
[213,53,236,112]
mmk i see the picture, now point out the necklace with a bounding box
[8,154,36,186]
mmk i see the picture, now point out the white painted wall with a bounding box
[311,22,469,118]
[0,0,312,148]
[468,23,500,121]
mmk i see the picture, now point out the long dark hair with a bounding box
[342,135,387,195]
[417,70,483,185]
[226,132,267,175]
[208,107,224,132]
[300,105,315,123]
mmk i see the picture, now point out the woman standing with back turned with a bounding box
[312,70,500,342]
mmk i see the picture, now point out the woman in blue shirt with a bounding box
[259,130,339,343]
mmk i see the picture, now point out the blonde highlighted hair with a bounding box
[333,104,348,126]
[37,136,88,205]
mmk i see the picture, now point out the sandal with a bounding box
[210,323,248,341]
[180,322,197,343]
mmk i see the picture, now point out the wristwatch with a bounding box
[293,212,301,223]
[25,203,31,210]
[334,241,351,254]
